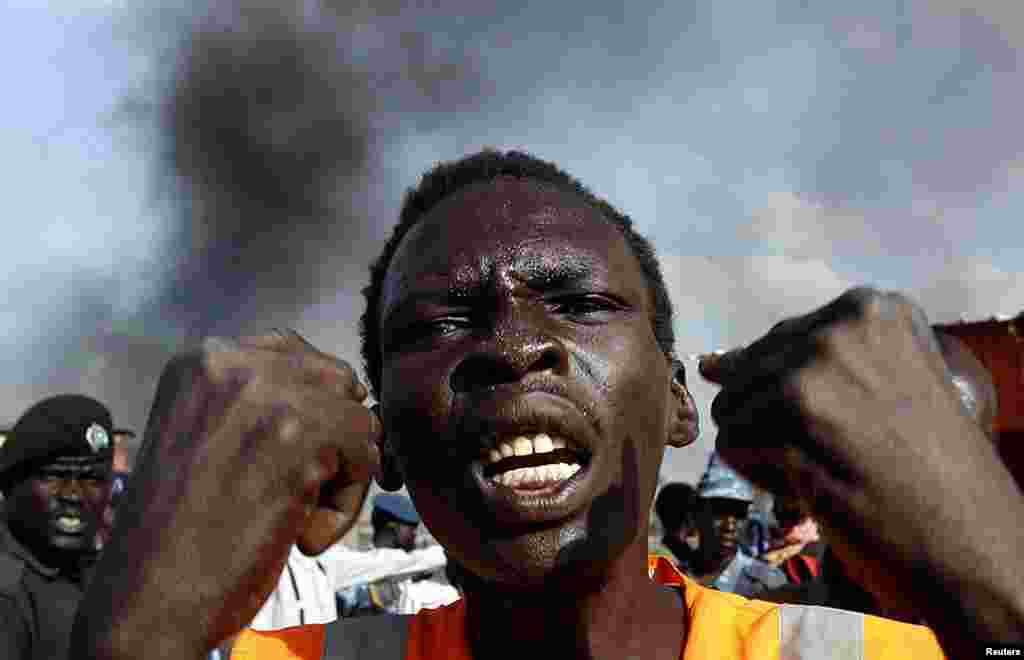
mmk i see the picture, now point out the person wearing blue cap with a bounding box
[371,494,420,553]
[332,494,441,620]
[0,394,129,660]
[691,452,787,597]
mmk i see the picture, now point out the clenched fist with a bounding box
[72,331,381,658]
[701,288,1024,650]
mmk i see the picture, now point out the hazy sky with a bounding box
[2,0,1022,484]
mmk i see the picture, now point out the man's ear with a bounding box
[373,405,406,492]
[667,359,699,448]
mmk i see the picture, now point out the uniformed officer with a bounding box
[691,452,788,597]
[0,394,130,660]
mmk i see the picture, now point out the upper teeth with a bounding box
[484,433,570,464]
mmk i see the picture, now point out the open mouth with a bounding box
[458,394,601,525]
[54,515,85,534]
[478,432,591,494]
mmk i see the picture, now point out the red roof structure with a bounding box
[935,312,1024,485]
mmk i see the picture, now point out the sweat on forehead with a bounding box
[383,180,620,301]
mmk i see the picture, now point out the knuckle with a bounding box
[887,291,928,326]
[333,358,357,382]
[782,364,819,413]
[845,289,931,341]
[307,357,358,394]
[242,381,302,435]
[842,286,885,319]
[274,408,305,444]
[816,325,847,357]
[842,285,882,306]
[300,461,323,490]
[197,337,247,384]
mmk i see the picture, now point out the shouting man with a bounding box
[74,150,1023,659]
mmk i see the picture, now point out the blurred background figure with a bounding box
[232,493,458,659]
[0,394,125,660]
[653,482,700,574]
[247,546,340,632]
[370,493,419,553]
[333,494,457,618]
[95,428,134,552]
[760,494,824,586]
[690,453,787,597]
[738,488,778,559]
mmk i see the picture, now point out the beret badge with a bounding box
[85,423,110,454]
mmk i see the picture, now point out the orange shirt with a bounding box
[231,555,946,660]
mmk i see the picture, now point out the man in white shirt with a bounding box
[248,546,339,631]
[331,494,457,617]
[247,493,457,633]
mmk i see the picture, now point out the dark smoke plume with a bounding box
[162,0,493,339]
[5,0,498,452]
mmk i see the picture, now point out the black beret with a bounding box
[0,395,131,481]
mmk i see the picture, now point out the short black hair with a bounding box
[359,149,676,399]
[655,482,698,533]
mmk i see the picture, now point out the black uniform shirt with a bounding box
[0,522,97,660]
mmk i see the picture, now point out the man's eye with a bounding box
[388,318,469,349]
[416,318,470,336]
[551,296,615,317]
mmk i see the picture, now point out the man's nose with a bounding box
[450,308,570,393]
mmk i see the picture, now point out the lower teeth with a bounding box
[494,462,581,488]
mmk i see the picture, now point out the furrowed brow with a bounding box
[383,258,600,325]
[516,260,596,291]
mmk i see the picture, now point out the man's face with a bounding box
[378,177,674,586]
[394,522,417,552]
[705,497,749,563]
[5,454,112,557]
